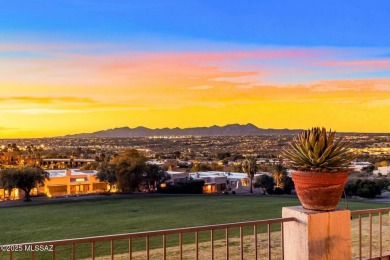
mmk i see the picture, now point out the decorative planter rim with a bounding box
[291,171,349,184]
[291,170,349,175]
[291,170,348,211]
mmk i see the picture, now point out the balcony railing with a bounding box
[1,208,389,260]
[0,217,294,260]
[351,208,390,260]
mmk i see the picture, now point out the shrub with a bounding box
[283,176,294,195]
[374,178,390,191]
[356,188,372,198]
[34,192,48,198]
[356,180,378,198]
[254,175,274,190]
[344,179,358,197]
[159,179,205,194]
[344,178,385,199]
[274,187,284,195]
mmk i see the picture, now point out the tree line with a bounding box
[0,166,49,201]
[2,149,387,202]
[96,149,170,193]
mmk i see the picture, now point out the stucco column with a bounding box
[283,206,351,260]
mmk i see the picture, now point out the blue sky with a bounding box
[2,1,390,47]
[1,1,390,137]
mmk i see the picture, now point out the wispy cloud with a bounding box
[2,48,390,109]
[5,109,84,115]
[0,42,111,53]
[188,85,214,90]
[1,44,390,135]
[321,59,390,70]
[0,96,97,104]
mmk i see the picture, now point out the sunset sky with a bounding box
[1,1,390,138]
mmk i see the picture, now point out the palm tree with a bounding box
[242,157,258,193]
[273,164,286,188]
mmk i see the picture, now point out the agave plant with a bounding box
[283,127,354,172]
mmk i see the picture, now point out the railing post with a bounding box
[388,212,390,256]
[379,212,383,258]
[282,206,351,260]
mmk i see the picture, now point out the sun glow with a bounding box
[1,45,390,138]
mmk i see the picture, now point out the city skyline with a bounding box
[1,1,390,138]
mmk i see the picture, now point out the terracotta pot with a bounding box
[291,171,348,211]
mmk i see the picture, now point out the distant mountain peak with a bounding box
[64,124,300,138]
[245,123,257,127]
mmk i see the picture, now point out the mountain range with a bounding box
[64,124,302,138]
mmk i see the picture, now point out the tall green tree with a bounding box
[18,166,49,201]
[1,166,50,202]
[144,164,170,192]
[0,168,17,198]
[112,149,147,193]
[254,174,274,194]
[242,157,258,193]
[96,161,117,193]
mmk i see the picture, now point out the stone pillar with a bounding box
[283,206,351,260]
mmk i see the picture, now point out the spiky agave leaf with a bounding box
[282,127,355,172]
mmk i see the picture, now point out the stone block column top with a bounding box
[282,206,351,260]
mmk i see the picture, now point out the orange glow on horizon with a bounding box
[1,46,390,138]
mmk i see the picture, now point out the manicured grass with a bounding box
[0,194,386,245]
[0,194,387,259]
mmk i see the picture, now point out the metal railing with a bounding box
[2,207,389,260]
[351,208,390,260]
[1,217,295,260]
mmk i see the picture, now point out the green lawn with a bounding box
[0,195,388,259]
[0,194,387,244]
